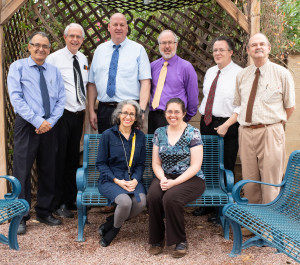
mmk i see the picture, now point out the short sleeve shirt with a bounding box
[153,124,205,179]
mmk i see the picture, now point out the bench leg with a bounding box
[0,233,9,245]
[228,219,243,257]
[218,207,230,240]
[243,235,274,249]
[8,215,23,250]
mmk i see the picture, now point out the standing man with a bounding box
[47,23,88,218]
[234,33,295,204]
[148,30,199,133]
[88,13,151,133]
[7,32,65,234]
[195,36,242,218]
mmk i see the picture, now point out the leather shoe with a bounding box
[66,202,77,211]
[36,214,62,226]
[172,241,188,258]
[149,239,165,255]
[17,219,26,235]
[54,204,74,218]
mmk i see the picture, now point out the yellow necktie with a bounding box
[152,61,168,109]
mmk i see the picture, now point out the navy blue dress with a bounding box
[96,125,146,205]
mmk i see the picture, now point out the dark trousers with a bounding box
[200,115,239,172]
[13,115,57,219]
[53,109,84,209]
[147,174,205,246]
[97,102,117,134]
[148,110,168,134]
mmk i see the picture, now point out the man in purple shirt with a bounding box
[148,30,199,133]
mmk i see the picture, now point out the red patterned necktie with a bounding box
[204,70,221,126]
[245,68,260,123]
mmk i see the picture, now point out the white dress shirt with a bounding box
[46,46,88,112]
[199,61,242,118]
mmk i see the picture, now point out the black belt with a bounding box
[100,101,118,107]
[64,109,85,116]
[202,115,229,121]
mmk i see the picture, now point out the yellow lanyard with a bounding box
[129,133,136,168]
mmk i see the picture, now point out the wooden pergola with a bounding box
[0,0,260,197]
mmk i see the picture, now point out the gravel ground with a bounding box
[0,207,296,265]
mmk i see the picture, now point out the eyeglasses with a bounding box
[29,43,51,50]
[166,110,182,115]
[120,112,136,118]
[249,42,269,48]
[67,34,83,40]
[159,41,177,46]
[213,49,230,53]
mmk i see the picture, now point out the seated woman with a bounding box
[96,100,146,247]
[147,98,206,258]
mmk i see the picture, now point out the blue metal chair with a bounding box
[223,150,300,263]
[0,175,29,250]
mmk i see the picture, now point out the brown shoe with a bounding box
[148,239,165,255]
[172,241,188,258]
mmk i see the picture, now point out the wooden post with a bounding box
[0,24,8,198]
[250,0,260,36]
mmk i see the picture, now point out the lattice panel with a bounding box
[3,0,249,193]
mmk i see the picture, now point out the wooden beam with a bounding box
[216,0,250,34]
[250,0,260,36]
[0,25,7,198]
[0,0,27,25]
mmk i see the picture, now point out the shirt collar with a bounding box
[258,59,270,75]
[162,54,178,66]
[63,46,79,60]
[110,37,128,49]
[112,124,136,138]
[218,60,233,74]
[28,56,47,70]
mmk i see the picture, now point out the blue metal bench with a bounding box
[76,134,234,241]
[0,175,29,250]
[223,150,300,263]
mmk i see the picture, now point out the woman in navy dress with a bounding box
[96,100,146,247]
[147,98,206,258]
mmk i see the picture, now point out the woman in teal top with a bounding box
[147,98,206,258]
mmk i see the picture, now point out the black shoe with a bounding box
[36,214,62,226]
[192,207,214,216]
[66,202,77,211]
[100,226,120,247]
[54,204,74,218]
[98,215,114,236]
[17,220,26,235]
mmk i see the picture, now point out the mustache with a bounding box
[255,49,264,53]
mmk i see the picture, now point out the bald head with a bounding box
[247,33,270,48]
[108,13,128,45]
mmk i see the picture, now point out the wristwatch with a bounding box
[141,109,145,114]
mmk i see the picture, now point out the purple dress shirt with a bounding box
[149,55,199,121]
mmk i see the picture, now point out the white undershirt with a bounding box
[199,60,242,118]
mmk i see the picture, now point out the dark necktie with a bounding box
[37,65,50,119]
[245,68,260,123]
[204,70,221,126]
[107,44,121,98]
[73,55,86,104]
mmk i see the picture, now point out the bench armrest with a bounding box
[76,167,88,191]
[232,179,285,205]
[223,169,234,192]
[0,175,21,200]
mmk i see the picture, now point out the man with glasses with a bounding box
[7,32,65,234]
[148,30,199,134]
[234,33,295,204]
[47,23,88,218]
[88,13,151,134]
[195,36,242,219]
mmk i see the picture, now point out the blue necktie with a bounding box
[37,65,50,119]
[106,44,121,98]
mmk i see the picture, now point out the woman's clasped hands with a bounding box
[160,176,176,191]
[114,178,138,192]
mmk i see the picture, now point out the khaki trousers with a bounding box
[239,123,285,204]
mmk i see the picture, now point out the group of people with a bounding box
[7,11,295,259]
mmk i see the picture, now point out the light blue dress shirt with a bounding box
[7,56,66,129]
[89,37,151,102]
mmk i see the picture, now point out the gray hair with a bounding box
[111,100,143,128]
[64,23,85,38]
[29,32,51,48]
[157,30,178,44]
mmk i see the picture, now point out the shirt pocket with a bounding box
[46,79,59,101]
[261,86,282,104]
